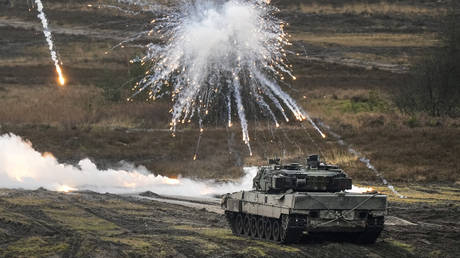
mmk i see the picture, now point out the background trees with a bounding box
[396,4,460,117]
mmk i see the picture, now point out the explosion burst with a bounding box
[129,0,324,155]
[35,0,65,86]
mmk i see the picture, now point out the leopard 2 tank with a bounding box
[221,155,387,244]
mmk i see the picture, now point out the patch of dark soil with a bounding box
[139,191,161,198]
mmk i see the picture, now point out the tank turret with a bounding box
[253,155,352,193]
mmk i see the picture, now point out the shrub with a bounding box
[396,5,460,117]
[347,90,389,113]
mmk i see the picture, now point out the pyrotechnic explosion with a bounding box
[128,0,325,155]
[34,0,65,86]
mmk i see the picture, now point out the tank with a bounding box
[221,155,387,244]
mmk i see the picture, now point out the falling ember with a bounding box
[35,0,65,86]
[56,65,65,86]
[303,112,326,138]
[129,0,324,154]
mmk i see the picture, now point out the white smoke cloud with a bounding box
[0,133,256,196]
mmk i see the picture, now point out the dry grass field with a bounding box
[296,2,446,16]
[1,0,459,185]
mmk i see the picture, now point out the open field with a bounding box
[0,188,459,257]
[1,0,459,183]
[0,0,459,256]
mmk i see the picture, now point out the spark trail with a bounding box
[128,0,324,154]
[34,0,65,86]
[317,121,405,198]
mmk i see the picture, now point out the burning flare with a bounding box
[56,65,65,86]
[34,0,66,86]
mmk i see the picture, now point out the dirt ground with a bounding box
[0,188,459,258]
[1,0,460,257]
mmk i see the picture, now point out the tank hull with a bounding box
[222,191,387,244]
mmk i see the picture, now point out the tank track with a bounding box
[225,211,383,244]
[225,211,303,244]
[352,225,383,244]
[350,215,384,244]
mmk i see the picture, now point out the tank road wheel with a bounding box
[224,211,237,234]
[235,213,244,235]
[280,215,303,243]
[264,218,273,240]
[280,215,289,243]
[272,220,281,242]
[243,214,251,236]
[256,217,265,239]
[250,216,258,238]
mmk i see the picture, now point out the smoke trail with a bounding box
[0,134,256,196]
[128,0,324,153]
[34,0,65,86]
[317,121,406,198]
[232,78,252,155]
